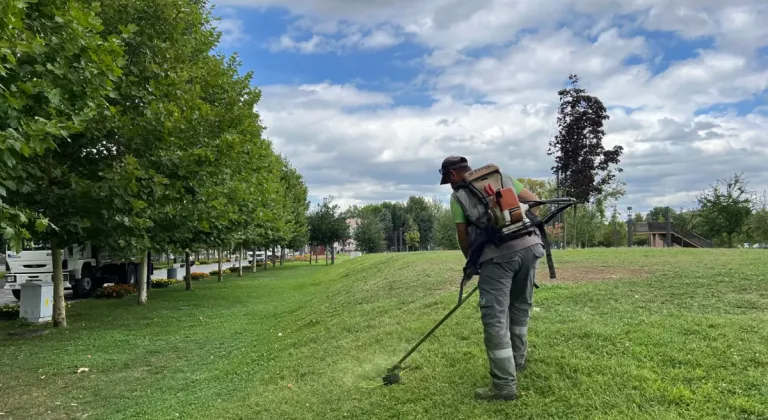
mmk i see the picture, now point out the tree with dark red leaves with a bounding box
[548,74,624,247]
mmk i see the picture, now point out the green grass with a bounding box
[1,249,767,419]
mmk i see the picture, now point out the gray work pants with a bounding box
[477,243,545,392]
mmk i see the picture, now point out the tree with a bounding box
[1,0,125,326]
[86,0,262,298]
[546,223,564,246]
[434,205,460,250]
[672,207,700,238]
[548,74,624,248]
[600,205,627,247]
[696,173,754,247]
[748,191,768,245]
[405,230,420,251]
[379,201,408,251]
[278,157,310,255]
[353,212,386,253]
[517,178,550,199]
[308,196,349,265]
[645,206,677,223]
[405,196,436,250]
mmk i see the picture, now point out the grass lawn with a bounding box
[1,248,767,419]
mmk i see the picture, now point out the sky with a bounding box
[209,0,768,217]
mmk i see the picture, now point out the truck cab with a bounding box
[4,242,72,300]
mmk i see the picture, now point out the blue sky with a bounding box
[209,0,768,216]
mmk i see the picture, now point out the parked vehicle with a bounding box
[4,241,151,300]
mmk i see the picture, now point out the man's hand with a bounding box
[461,266,476,289]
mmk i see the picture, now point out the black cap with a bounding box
[439,156,469,184]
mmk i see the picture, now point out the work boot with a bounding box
[474,385,518,402]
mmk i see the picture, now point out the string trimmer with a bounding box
[381,197,575,386]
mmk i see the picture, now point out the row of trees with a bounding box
[1,0,309,326]
[323,170,765,254]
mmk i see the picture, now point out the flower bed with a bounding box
[151,278,182,288]
[209,268,231,276]
[1,304,20,320]
[94,284,137,299]
[191,272,208,280]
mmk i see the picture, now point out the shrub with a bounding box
[95,284,137,299]
[151,278,182,288]
[208,268,231,276]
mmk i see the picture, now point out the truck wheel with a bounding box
[74,269,95,298]
[12,290,21,300]
[125,265,137,285]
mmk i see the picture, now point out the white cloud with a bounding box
[214,17,249,46]
[269,23,403,54]
[215,0,768,214]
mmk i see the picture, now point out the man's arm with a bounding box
[456,223,470,259]
[450,196,470,258]
[512,178,540,215]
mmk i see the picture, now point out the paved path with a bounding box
[1,261,249,305]
[150,261,242,279]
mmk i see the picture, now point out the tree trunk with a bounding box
[280,247,284,266]
[217,247,223,282]
[325,245,328,266]
[51,238,66,328]
[146,250,152,291]
[252,246,258,273]
[309,246,312,264]
[331,245,335,264]
[238,246,243,277]
[272,245,276,267]
[138,251,148,305]
[264,247,268,270]
[185,251,192,290]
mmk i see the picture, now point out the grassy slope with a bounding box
[1,249,767,419]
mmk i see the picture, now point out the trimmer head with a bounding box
[382,366,402,386]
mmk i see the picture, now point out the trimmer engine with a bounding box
[488,186,532,238]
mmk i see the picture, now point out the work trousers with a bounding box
[477,243,544,392]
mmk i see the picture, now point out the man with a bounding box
[439,155,545,402]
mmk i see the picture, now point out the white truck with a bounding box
[3,241,149,300]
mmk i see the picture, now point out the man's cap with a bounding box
[439,156,469,184]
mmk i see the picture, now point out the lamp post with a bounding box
[627,206,633,248]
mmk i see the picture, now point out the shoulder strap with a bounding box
[451,189,482,228]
